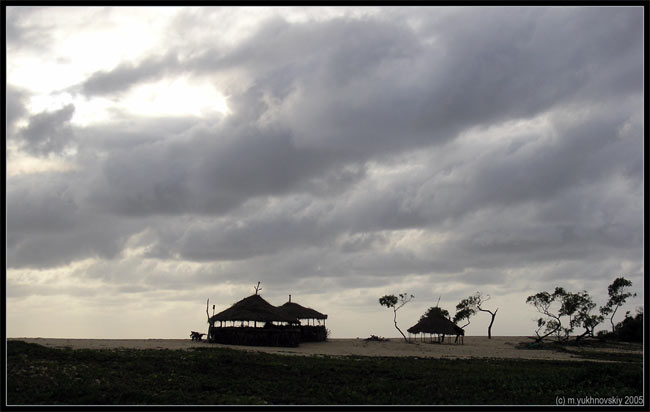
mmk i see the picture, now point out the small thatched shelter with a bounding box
[278,295,328,342]
[208,294,301,347]
[407,311,465,344]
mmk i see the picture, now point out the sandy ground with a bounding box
[7,336,609,361]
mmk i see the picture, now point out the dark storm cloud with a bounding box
[71,7,643,169]
[211,7,642,168]
[76,111,359,223]
[176,213,324,261]
[168,10,639,144]
[19,104,75,156]
[6,173,146,269]
[6,6,643,302]
[416,100,644,224]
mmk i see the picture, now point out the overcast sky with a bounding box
[6,6,644,339]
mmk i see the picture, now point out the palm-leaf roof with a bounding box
[407,311,464,335]
[278,301,328,320]
[209,294,299,324]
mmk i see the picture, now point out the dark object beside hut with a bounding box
[190,331,205,341]
[208,294,301,347]
[278,296,328,342]
[364,335,388,342]
[407,312,465,344]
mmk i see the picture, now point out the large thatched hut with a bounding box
[208,294,301,347]
[407,310,465,344]
[278,295,328,342]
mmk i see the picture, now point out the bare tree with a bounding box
[379,293,414,343]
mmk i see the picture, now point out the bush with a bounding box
[596,310,642,342]
[615,311,643,342]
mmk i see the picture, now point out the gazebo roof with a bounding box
[209,294,299,324]
[278,301,328,320]
[407,313,464,335]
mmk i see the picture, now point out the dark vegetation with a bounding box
[364,335,388,342]
[7,340,642,405]
[598,309,644,343]
[518,337,643,363]
[526,277,638,343]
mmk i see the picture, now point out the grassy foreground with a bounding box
[7,340,642,405]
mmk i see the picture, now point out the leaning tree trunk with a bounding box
[534,316,562,343]
[206,299,211,341]
[609,305,621,334]
[393,309,408,343]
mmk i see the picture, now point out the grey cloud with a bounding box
[74,94,641,272]
[6,173,148,269]
[406,101,644,228]
[420,6,643,102]
[7,212,141,270]
[75,7,642,165]
[6,7,643,308]
[176,214,324,261]
[6,281,101,299]
[7,174,79,238]
[245,8,641,165]
[88,139,194,216]
[83,118,359,218]
[19,104,75,156]
[6,84,28,136]
[5,6,53,53]
[140,195,335,262]
[80,52,180,96]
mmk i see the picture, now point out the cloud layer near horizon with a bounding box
[6,6,644,338]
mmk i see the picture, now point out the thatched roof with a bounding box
[407,312,464,335]
[278,301,328,320]
[209,294,299,324]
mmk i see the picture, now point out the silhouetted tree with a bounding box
[455,292,498,338]
[379,293,414,343]
[421,306,451,320]
[526,287,566,343]
[528,278,637,343]
[528,287,594,342]
[454,297,477,329]
[600,277,636,333]
[563,290,602,341]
